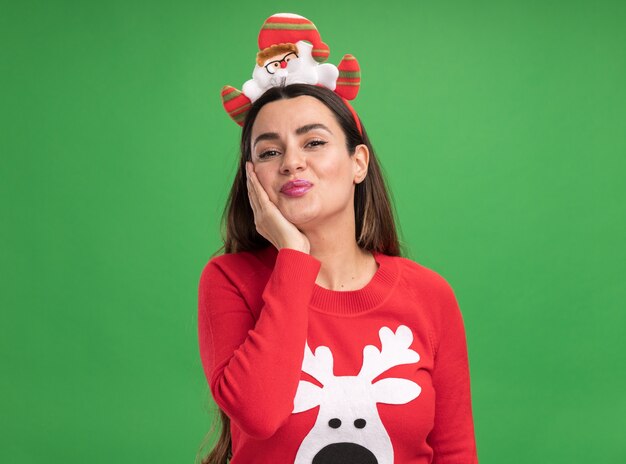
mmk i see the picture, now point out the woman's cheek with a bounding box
[257,173,277,202]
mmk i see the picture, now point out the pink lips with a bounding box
[280,179,313,197]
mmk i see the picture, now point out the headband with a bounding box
[220,13,362,135]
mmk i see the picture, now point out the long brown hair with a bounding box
[196,83,406,464]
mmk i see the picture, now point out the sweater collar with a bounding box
[261,245,401,316]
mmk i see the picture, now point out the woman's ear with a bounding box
[353,144,370,184]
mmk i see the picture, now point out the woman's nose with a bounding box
[280,61,288,69]
[280,148,306,173]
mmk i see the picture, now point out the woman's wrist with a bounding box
[278,242,310,254]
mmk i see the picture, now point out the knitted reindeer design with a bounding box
[292,325,422,464]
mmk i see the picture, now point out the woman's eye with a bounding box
[306,140,327,148]
[259,150,279,159]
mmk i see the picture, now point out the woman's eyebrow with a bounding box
[253,132,280,148]
[296,123,332,135]
[253,124,332,148]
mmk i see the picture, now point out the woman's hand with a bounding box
[246,161,311,254]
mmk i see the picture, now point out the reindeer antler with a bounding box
[301,340,335,385]
[357,325,420,382]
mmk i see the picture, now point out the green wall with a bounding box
[2,0,625,462]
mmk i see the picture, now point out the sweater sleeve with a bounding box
[427,281,479,463]
[197,248,322,440]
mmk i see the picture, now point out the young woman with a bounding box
[197,84,479,463]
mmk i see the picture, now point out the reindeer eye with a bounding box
[328,418,341,429]
[354,418,366,429]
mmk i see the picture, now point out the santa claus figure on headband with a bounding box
[221,13,360,126]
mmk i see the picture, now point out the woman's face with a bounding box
[249,95,368,228]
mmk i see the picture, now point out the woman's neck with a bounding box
[297,206,375,291]
[309,243,376,291]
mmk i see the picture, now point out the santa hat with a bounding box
[257,13,330,63]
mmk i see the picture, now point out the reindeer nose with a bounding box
[313,443,378,464]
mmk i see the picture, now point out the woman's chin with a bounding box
[280,206,318,226]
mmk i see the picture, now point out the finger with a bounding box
[247,163,272,206]
[246,163,261,213]
[246,162,263,209]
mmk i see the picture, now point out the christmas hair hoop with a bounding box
[220,13,362,135]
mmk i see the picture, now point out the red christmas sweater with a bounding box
[197,245,478,463]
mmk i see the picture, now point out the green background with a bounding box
[2,0,625,462]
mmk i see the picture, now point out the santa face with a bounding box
[263,51,301,76]
[251,41,319,92]
[249,96,369,232]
